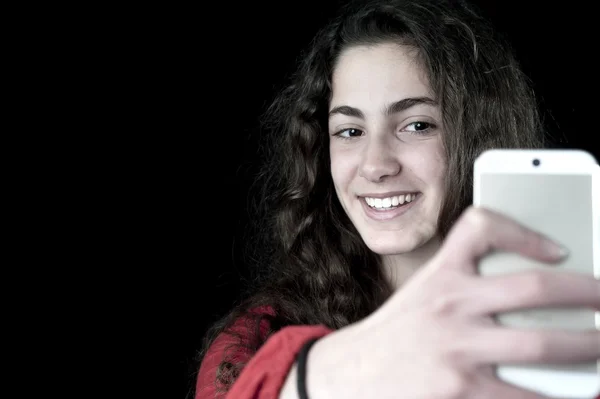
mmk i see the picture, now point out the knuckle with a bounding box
[430,293,462,317]
[443,371,471,399]
[463,206,491,235]
[521,271,551,301]
[443,340,469,367]
[521,333,550,360]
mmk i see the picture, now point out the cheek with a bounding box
[421,143,447,188]
[427,169,446,200]
[329,163,347,209]
[427,164,448,216]
[330,162,348,193]
[329,150,353,187]
[430,160,447,187]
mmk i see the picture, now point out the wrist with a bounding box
[304,327,363,399]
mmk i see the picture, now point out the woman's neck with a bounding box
[381,236,442,290]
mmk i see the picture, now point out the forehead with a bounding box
[330,43,433,107]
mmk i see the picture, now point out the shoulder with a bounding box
[222,323,333,398]
[195,305,276,397]
[195,305,334,398]
[201,305,276,366]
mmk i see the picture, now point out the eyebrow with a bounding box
[328,96,437,119]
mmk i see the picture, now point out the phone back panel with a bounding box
[474,150,599,380]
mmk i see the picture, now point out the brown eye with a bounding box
[336,128,364,138]
[405,121,435,134]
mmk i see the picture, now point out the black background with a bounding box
[162,2,598,398]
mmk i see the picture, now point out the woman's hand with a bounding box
[304,206,599,399]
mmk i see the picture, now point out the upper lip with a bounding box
[359,191,419,198]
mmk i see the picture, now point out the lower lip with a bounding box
[360,195,420,221]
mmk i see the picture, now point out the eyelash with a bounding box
[333,121,436,139]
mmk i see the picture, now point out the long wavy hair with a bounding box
[197,0,546,394]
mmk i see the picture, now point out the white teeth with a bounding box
[365,193,418,209]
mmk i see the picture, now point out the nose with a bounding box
[358,137,401,182]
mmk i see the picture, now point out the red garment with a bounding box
[195,306,333,399]
[196,307,600,399]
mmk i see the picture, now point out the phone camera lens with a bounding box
[532,159,540,166]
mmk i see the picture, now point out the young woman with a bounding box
[195,0,600,398]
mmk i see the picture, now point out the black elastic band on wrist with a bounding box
[296,337,320,399]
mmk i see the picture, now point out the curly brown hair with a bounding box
[196,0,546,395]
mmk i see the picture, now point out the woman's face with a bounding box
[329,43,447,256]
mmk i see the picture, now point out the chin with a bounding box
[363,237,421,255]
[361,228,440,255]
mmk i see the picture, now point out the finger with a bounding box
[478,373,552,399]
[468,270,600,315]
[438,206,568,273]
[469,327,600,365]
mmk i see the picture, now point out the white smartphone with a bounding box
[473,148,599,398]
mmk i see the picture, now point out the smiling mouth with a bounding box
[363,193,418,210]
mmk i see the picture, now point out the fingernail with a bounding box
[543,239,569,259]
